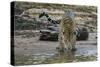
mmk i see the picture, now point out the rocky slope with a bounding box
[14,2,97,32]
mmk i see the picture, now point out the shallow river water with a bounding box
[14,33,97,65]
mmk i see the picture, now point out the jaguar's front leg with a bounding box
[71,36,77,51]
[56,35,66,52]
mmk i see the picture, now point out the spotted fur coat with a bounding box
[58,10,76,51]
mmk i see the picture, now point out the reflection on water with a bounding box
[56,51,75,62]
[15,42,97,65]
[15,49,97,65]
